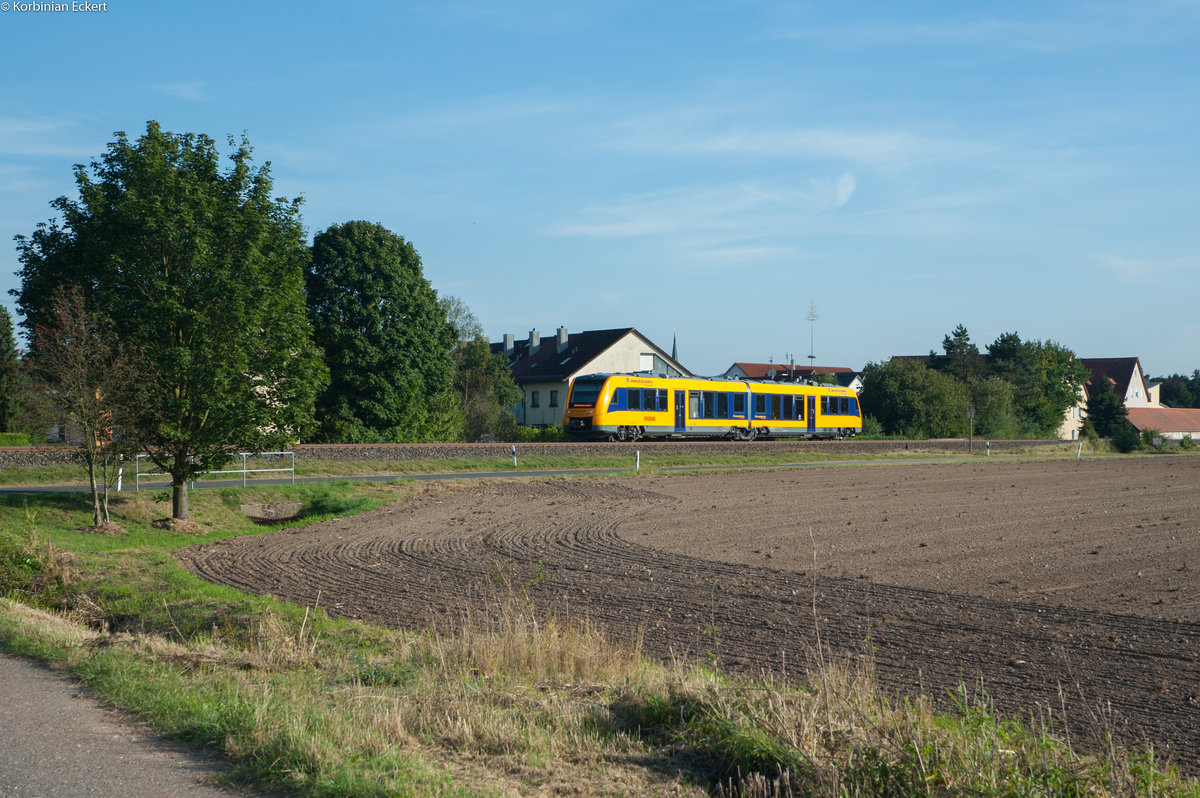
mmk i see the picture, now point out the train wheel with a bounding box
[615,426,628,442]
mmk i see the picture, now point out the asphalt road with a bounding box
[0,651,260,798]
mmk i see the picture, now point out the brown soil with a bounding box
[177,457,1200,769]
[152,517,208,535]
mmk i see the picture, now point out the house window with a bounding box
[531,390,540,408]
[549,390,558,408]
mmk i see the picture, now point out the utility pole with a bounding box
[807,300,818,368]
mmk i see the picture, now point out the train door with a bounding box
[807,395,816,434]
[674,390,686,432]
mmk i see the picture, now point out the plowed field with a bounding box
[177,457,1200,768]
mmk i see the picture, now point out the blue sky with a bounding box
[2,1,1197,377]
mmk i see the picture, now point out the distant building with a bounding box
[492,327,690,427]
[1060,357,1154,440]
[722,362,862,391]
[1126,407,1200,442]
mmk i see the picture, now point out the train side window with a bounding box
[782,395,793,420]
[733,393,746,416]
[703,391,715,419]
[628,389,642,411]
[770,395,781,420]
[716,392,729,419]
[609,389,623,411]
[688,391,702,419]
[796,396,805,421]
[848,397,860,417]
[754,394,766,416]
[820,396,828,415]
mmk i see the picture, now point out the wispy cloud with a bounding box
[1099,253,1200,280]
[602,107,985,168]
[155,81,210,102]
[547,182,820,239]
[0,116,93,158]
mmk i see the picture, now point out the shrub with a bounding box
[859,415,885,438]
[1111,421,1141,453]
[1140,428,1164,450]
[515,425,569,443]
[0,432,30,446]
[1179,434,1195,451]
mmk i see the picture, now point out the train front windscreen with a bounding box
[568,378,606,408]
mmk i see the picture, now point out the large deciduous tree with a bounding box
[985,333,1089,436]
[859,357,970,438]
[14,122,326,521]
[305,221,459,442]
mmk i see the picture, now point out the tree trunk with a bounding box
[172,480,189,520]
[88,465,102,527]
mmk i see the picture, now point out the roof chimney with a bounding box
[556,326,568,354]
[503,333,514,359]
[529,328,540,355]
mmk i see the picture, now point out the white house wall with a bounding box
[1124,362,1152,407]
[582,333,660,376]
[522,381,568,427]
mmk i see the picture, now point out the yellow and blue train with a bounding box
[563,373,861,441]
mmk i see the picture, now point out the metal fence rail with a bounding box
[133,452,295,491]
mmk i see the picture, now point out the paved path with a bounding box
[0,652,258,798]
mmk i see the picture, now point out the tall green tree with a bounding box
[14,122,326,520]
[305,221,459,442]
[440,294,484,341]
[439,295,521,441]
[1154,372,1199,408]
[0,305,20,434]
[1085,375,1128,438]
[859,357,970,438]
[969,376,1020,439]
[985,333,1088,436]
[932,323,980,382]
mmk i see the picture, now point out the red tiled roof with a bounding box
[1126,407,1200,433]
[728,362,855,379]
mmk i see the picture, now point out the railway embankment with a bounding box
[0,438,1064,469]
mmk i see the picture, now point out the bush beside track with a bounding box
[0,438,1064,469]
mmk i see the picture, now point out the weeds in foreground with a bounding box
[0,502,77,600]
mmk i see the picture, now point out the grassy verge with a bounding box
[1,482,1196,796]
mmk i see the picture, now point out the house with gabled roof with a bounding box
[723,362,862,391]
[492,327,690,427]
[1059,357,1155,440]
